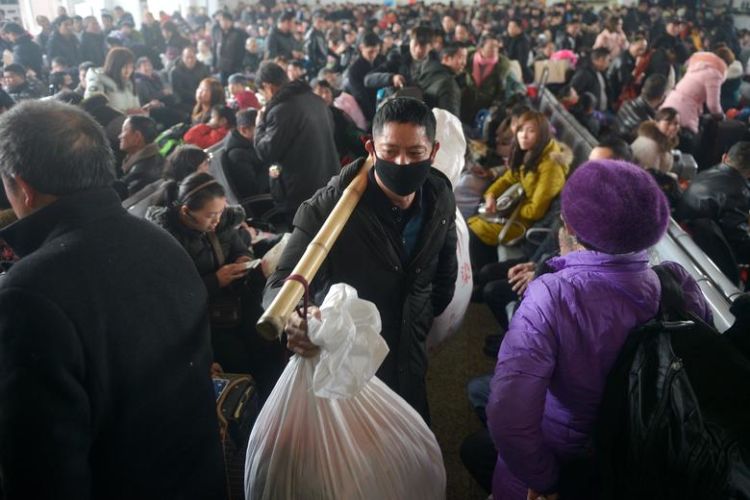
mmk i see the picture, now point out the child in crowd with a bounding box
[183,104,236,149]
[227,73,260,110]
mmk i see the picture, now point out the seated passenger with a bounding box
[676,141,750,266]
[487,160,712,500]
[468,111,571,271]
[163,144,210,182]
[222,108,268,198]
[631,107,680,175]
[146,173,283,399]
[116,115,164,198]
[184,105,235,150]
[191,77,226,125]
[227,73,261,110]
[2,63,44,102]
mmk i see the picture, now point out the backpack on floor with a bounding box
[596,265,750,500]
[156,122,190,157]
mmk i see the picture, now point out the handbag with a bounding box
[207,232,243,328]
[494,182,524,218]
[478,183,527,246]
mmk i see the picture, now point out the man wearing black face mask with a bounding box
[264,97,458,423]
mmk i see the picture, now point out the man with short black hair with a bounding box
[1,22,43,77]
[417,43,467,118]
[505,19,532,83]
[2,64,42,102]
[0,100,225,499]
[116,115,164,197]
[614,74,668,142]
[607,34,648,101]
[570,47,612,112]
[254,61,339,224]
[589,136,634,162]
[343,31,384,124]
[214,12,247,84]
[223,108,267,199]
[266,10,300,61]
[677,141,750,266]
[365,25,435,94]
[170,46,211,115]
[266,97,458,423]
[305,11,328,77]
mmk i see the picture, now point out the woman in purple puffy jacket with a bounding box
[486,160,712,500]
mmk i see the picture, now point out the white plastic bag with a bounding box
[427,212,473,352]
[245,284,446,500]
[429,109,473,352]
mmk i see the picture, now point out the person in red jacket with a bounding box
[227,73,260,110]
[183,105,235,149]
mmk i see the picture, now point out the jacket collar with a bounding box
[547,249,651,272]
[122,143,160,173]
[1,188,123,258]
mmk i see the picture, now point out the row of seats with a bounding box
[537,87,740,331]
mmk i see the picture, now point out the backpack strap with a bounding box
[207,232,225,268]
[652,264,688,321]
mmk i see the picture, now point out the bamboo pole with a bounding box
[256,157,373,340]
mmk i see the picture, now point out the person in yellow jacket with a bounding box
[468,110,571,270]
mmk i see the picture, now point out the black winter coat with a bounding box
[146,204,251,298]
[46,31,80,66]
[0,188,225,499]
[676,164,750,262]
[570,61,612,112]
[254,80,339,216]
[117,143,165,197]
[608,50,636,102]
[304,27,328,73]
[170,60,211,109]
[223,129,268,199]
[11,34,43,76]
[505,33,532,83]
[264,159,458,421]
[80,32,106,67]
[343,54,384,123]
[265,27,298,60]
[417,60,461,118]
[214,27,247,74]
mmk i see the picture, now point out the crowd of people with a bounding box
[0,1,749,499]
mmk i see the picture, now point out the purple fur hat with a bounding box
[561,160,670,254]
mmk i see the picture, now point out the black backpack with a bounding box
[596,265,750,500]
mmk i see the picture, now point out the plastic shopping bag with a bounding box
[245,284,446,500]
[427,211,472,353]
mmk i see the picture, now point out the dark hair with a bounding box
[372,97,436,143]
[54,89,84,105]
[477,33,499,48]
[715,46,735,66]
[49,71,71,91]
[440,43,464,59]
[164,172,225,210]
[220,11,233,21]
[126,115,158,144]
[3,63,25,77]
[0,100,115,195]
[79,60,95,73]
[361,32,381,48]
[410,26,433,46]
[211,105,236,128]
[103,47,135,90]
[135,56,151,68]
[605,15,621,32]
[279,11,295,23]
[641,74,668,101]
[595,136,633,162]
[236,108,257,128]
[51,56,69,67]
[161,21,179,37]
[255,61,289,87]
[726,141,750,172]
[591,47,610,60]
[0,89,13,111]
[163,145,208,181]
[655,107,679,122]
[1,22,24,35]
[508,110,552,174]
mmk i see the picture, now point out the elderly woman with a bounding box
[486,160,712,500]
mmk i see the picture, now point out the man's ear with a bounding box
[364,139,375,156]
[430,141,441,161]
[13,175,37,209]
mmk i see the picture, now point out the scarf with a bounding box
[121,143,160,174]
[472,51,498,88]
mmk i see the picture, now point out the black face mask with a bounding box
[373,154,432,196]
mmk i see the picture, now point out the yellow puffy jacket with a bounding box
[468,140,571,246]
